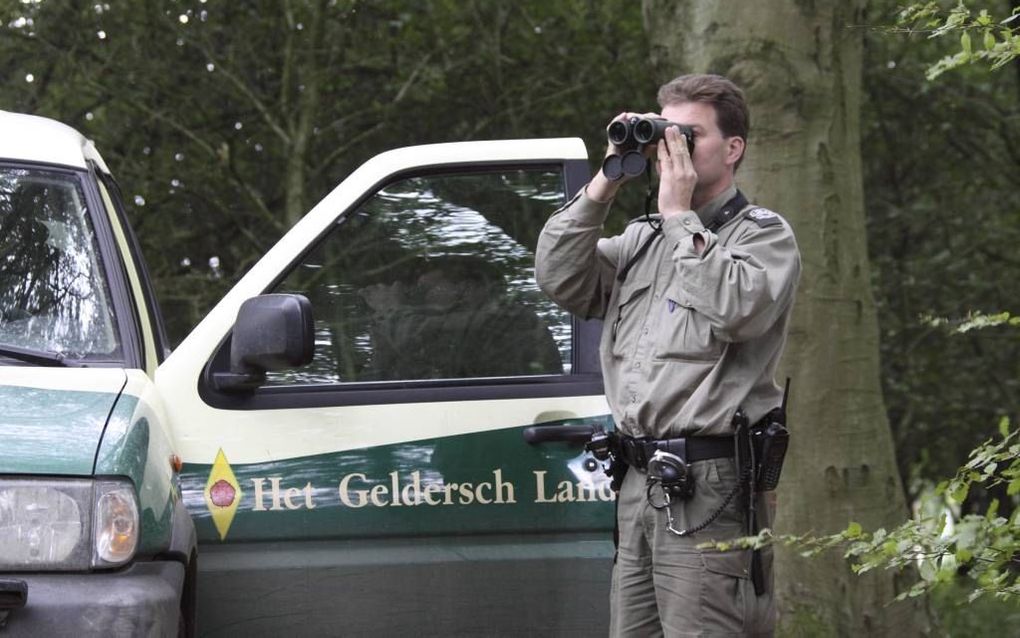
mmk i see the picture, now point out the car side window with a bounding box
[266,168,571,385]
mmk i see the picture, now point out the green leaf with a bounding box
[986,499,1000,519]
[999,416,1010,438]
[847,521,863,538]
[961,31,972,55]
[956,547,973,563]
[950,482,970,503]
[984,30,996,49]
[1008,478,1020,496]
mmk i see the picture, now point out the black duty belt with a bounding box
[619,435,733,470]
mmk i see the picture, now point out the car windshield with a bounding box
[0,167,120,362]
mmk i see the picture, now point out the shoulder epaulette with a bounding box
[744,207,784,228]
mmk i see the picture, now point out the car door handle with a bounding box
[522,424,596,444]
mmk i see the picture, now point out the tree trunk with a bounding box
[282,0,327,229]
[642,1,933,634]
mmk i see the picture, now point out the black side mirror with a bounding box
[213,294,314,392]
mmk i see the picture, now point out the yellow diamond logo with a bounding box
[204,448,242,540]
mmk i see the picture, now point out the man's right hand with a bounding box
[588,111,659,203]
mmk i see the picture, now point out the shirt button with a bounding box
[634,362,641,369]
[683,219,691,226]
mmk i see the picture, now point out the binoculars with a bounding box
[602,116,695,181]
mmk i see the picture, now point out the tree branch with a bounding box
[186,39,291,145]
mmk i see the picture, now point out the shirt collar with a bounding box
[695,184,738,226]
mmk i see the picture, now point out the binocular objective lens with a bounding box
[607,121,630,146]
[633,119,656,144]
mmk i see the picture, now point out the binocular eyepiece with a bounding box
[609,116,694,148]
[602,116,695,181]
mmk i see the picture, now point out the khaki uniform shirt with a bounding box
[535,184,801,438]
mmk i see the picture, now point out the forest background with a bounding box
[1,0,1017,634]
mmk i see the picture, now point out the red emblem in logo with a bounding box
[209,479,237,507]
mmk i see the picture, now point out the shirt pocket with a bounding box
[606,278,652,358]
[653,283,724,362]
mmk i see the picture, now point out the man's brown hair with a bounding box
[657,74,749,168]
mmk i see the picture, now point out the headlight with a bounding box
[0,479,92,570]
[0,478,139,571]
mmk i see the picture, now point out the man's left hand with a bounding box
[656,126,697,220]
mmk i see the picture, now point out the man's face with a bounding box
[659,101,743,193]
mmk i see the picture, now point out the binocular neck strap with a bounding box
[617,163,661,283]
[616,183,749,284]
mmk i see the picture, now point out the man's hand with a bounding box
[656,126,697,219]
[588,111,659,203]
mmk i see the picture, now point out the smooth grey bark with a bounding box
[641,0,933,635]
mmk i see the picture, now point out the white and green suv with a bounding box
[0,110,614,636]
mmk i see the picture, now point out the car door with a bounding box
[157,138,616,636]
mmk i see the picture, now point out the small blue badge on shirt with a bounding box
[667,299,679,313]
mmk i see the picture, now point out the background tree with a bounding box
[642,0,933,634]
[0,0,656,343]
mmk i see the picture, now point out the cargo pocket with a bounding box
[653,283,723,362]
[699,550,751,635]
[607,278,651,358]
[697,459,745,530]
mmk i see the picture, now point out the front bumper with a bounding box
[0,560,184,637]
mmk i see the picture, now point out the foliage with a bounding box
[921,310,1020,332]
[929,581,1020,637]
[796,417,1019,602]
[897,1,1020,79]
[0,0,656,344]
[705,411,1020,603]
[862,0,1020,509]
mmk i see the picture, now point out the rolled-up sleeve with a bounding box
[535,187,622,320]
[662,213,801,342]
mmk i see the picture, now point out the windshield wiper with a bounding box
[0,344,87,368]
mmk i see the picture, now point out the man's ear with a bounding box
[726,137,746,167]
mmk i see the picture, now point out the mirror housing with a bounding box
[213,294,314,392]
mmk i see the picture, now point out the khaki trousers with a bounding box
[609,458,776,637]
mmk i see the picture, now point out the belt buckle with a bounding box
[635,437,653,469]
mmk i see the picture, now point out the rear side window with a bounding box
[267,168,571,385]
[0,168,120,359]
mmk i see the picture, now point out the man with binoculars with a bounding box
[536,74,801,636]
